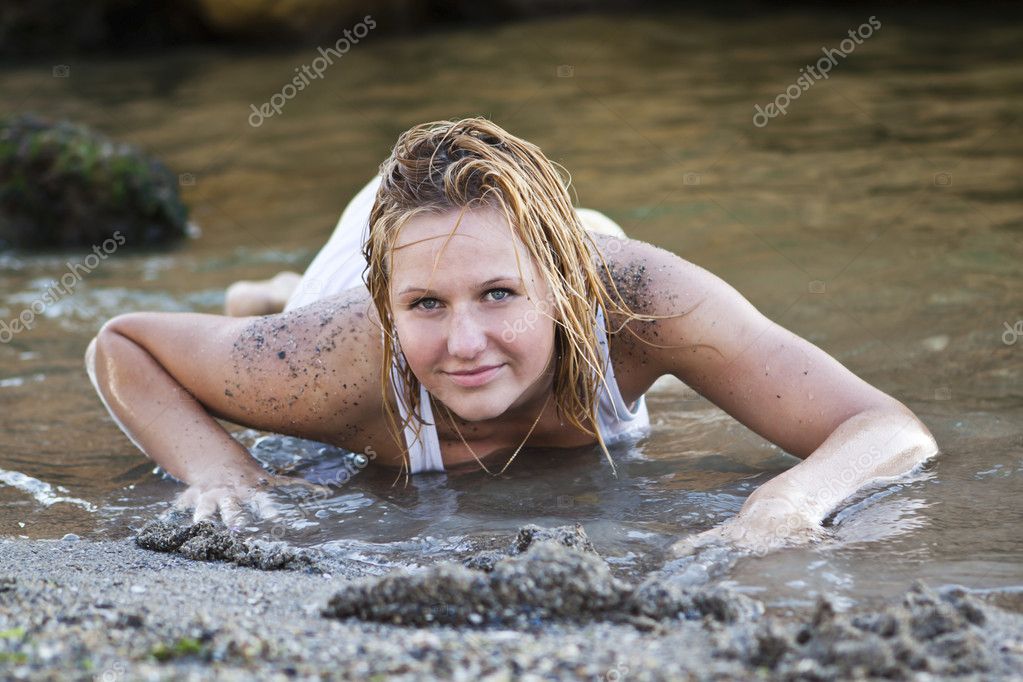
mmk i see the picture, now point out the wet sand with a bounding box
[1,522,1021,680]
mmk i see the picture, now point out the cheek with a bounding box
[392,317,441,371]
[502,307,556,363]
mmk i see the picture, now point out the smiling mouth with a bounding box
[447,364,502,376]
[445,364,504,387]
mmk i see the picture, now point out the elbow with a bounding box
[909,418,939,465]
[85,329,115,397]
[869,404,939,476]
[822,404,938,482]
[89,313,141,362]
[899,424,938,482]
[96,312,136,339]
[85,335,98,377]
[887,400,939,462]
[859,391,938,459]
[87,316,119,376]
[84,333,108,413]
[87,315,133,390]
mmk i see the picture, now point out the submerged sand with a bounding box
[0,520,1021,680]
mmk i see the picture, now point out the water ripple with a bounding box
[0,468,97,512]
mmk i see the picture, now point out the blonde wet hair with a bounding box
[362,116,683,482]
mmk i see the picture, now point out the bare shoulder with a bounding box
[586,232,709,314]
[586,232,718,397]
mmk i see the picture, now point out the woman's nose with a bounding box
[446,310,488,358]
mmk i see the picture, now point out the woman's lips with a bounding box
[446,364,503,388]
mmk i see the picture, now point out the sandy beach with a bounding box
[1,520,1021,681]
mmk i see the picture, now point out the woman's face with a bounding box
[388,205,557,422]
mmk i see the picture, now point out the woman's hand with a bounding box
[670,495,825,558]
[171,471,331,529]
[669,411,936,559]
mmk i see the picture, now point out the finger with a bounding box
[670,538,699,558]
[275,476,330,497]
[173,486,197,511]
[193,491,219,524]
[299,478,332,493]
[298,480,332,496]
[247,490,281,521]
[670,529,720,558]
[270,473,327,490]
[218,495,249,530]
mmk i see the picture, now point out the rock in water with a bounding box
[0,113,189,250]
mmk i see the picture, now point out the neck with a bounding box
[505,370,557,425]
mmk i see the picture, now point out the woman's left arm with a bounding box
[616,240,939,554]
[670,407,937,556]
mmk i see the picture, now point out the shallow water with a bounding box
[1,9,1021,608]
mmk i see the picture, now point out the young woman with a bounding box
[85,117,938,555]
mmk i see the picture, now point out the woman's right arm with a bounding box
[85,288,381,522]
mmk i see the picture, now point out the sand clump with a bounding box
[325,523,762,628]
[461,522,598,571]
[134,518,319,572]
[739,583,1021,680]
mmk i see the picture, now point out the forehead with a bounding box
[389,205,535,285]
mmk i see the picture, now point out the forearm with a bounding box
[86,330,266,487]
[744,407,939,524]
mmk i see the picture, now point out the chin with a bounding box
[439,389,510,422]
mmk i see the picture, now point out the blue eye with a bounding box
[410,297,439,310]
[410,288,514,311]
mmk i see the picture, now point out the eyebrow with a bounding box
[398,276,522,297]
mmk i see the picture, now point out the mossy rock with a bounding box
[0,113,189,250]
